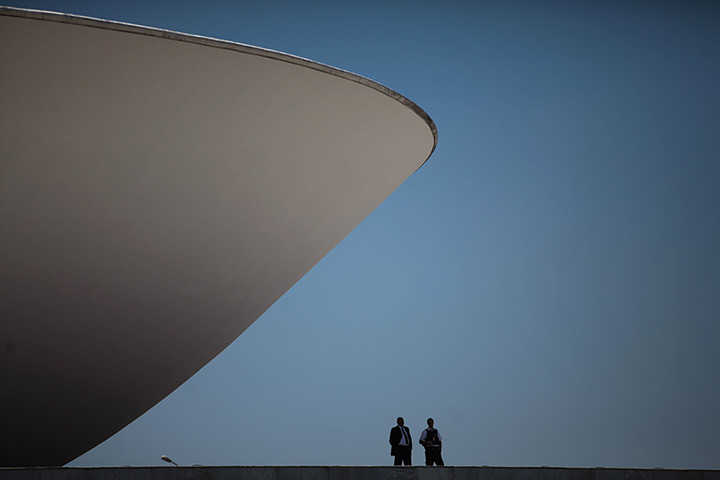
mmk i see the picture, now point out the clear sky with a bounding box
[6,0,719,470]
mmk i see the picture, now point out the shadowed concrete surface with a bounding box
[0,7,435,467]
[1,467,718,480]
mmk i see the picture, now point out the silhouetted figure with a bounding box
[419,417,444,466]
[389,417,412,465]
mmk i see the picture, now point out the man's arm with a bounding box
[389,427,398,446]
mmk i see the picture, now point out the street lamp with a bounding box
[161,455,179,467]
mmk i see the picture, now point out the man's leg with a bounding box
[424,448,433,466]
[403,447,412,466]
[394,455,402,466]
[434,449,444,466]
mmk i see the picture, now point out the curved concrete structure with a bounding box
[0,7,436,467]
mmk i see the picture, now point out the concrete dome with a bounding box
[0,7,436,467]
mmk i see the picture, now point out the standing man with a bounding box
[389,417,412,465]
[419,417,444,466]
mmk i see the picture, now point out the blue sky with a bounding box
[6,0,719,470]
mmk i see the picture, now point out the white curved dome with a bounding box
[0,7,436,467]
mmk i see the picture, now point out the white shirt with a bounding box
[398,425,410,446]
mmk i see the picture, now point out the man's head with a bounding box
[427,418,434,428]
[397,417,404,426]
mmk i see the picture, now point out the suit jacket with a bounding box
[389,425,412,456]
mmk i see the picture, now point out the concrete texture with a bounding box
[0,7,436,467]
[1,467,718,480]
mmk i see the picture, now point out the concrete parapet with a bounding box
[1,467,718,480]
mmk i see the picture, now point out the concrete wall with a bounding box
[1,467,718,480]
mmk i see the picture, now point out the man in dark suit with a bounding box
[389,416,412,465]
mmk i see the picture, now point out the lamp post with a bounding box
[161,455,179,467]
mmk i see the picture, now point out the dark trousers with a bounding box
[424,447,444,466]
[393,446,412,465]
